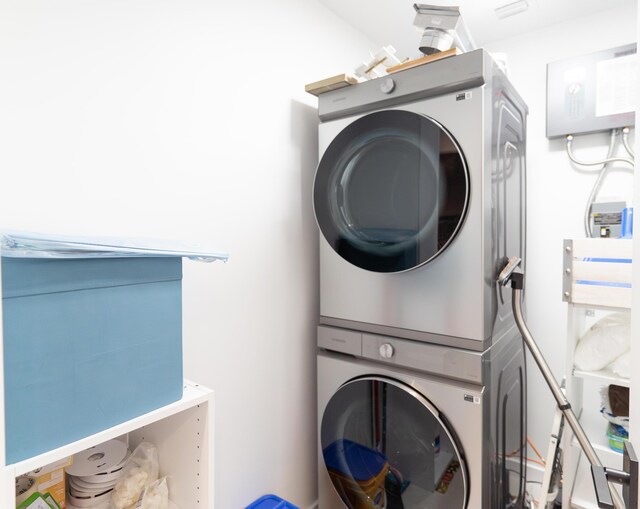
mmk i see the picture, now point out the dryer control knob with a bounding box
[380,78,395,94]
[379,343,395,359]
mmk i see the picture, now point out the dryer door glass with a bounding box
[321,377,468,509]
[314,110,469,273]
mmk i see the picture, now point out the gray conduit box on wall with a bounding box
[546,42,637,138]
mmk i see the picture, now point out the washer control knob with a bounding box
[380,78,395,94]
[379,343,395,359]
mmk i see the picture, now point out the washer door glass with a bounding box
[314,110,469,273]
[321,377,468,509]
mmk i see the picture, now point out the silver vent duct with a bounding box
[413,4,476,55]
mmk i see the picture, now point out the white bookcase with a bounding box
[562,238,631,509]
[0,259,215,509]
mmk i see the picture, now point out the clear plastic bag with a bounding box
[599,385,630,432]
[610,350,630,379]
[574,312,630,371]
[110,442,159,509]
[140,477,169,509]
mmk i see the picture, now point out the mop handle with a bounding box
[508,273,625,509]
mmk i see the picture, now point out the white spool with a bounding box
[66,439,128,477]
[66,486,114,508]
[68,475,118,494]
[78,451,129,483]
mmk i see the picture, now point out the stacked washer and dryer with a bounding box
[313,49,528,509]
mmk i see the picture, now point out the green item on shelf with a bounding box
[16,492,50,509]
[42,493,61,509]
[607,422,628,453]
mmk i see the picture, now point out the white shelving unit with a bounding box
[562,238,632,509]
[0,258,215,508]
[0,380,214,508]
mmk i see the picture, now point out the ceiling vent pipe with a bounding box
[413,4,476,55]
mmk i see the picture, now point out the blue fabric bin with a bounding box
[245,494,300,509]
[2,256,184,464]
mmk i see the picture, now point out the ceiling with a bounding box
[316,0,633,60]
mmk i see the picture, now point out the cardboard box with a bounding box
[28,457,71,508]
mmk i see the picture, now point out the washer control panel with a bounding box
[318,326,361,356]
[362,333,483,384]
[317,326,484,384]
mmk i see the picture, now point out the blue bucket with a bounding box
[245,494,300,509]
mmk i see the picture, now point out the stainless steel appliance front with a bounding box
[317,326,527,509]
[314,50,527,350]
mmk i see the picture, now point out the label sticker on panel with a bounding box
[464,394,480,404]
[456,92,472,101]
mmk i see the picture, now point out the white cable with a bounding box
[622,126,635,159]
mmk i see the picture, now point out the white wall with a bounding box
[484,0,637,476]
[0,2,376,507]
[631,0,640,471]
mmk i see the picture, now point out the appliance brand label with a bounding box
[464,394,480,404]
[456,92,472,101]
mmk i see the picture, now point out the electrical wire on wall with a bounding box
[565,128,635,237]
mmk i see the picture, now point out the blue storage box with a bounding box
[0,231,228,464]
[3,256,182,464]
[245,494,300,509]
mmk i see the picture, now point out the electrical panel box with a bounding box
[590,201,626,238]
[546,43,637,138]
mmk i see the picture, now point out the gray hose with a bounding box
[579,130,617,237]
[566,132,634,167]
[622,127,635,159]
[565,130,633,237]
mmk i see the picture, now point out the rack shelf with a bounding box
[0,252,218,509]
[562,238,631,509]
[573,367,630,388]
[1,380,214,508]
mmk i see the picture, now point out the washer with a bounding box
[317,327,526,509]
[313,49,527,351]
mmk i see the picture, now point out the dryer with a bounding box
[313,49,527,351]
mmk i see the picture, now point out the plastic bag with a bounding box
[110,443,159,509]
[599,386,630,432]
[140,477,169,509]
[610,350,630,379]
[574,312,630,371]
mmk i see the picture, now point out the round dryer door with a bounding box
[321,377,468,509]
[314,110,469,273]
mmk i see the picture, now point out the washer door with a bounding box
[321,377,468,509]
[314,110,469,273]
